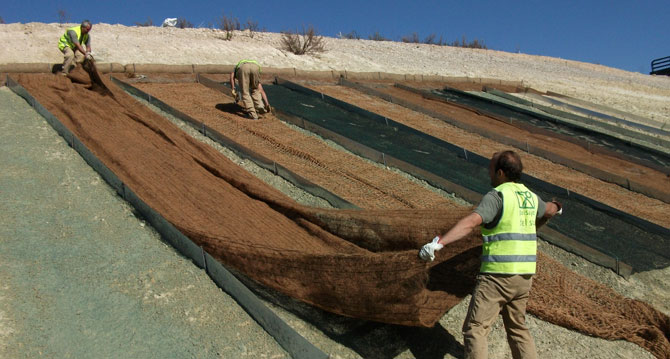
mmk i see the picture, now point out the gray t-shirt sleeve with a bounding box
[67,30,90,46]
[474,188,548,226]
[67,30,79,44]
[536,195,547,219]
[474,190,502,225]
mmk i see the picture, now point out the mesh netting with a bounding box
[533,254,670,359]
[433,88,670,169]
[13,70,670,358]
[264,83,670,272]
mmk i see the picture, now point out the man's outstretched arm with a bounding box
[438,212,483,246]
[419,212,483,261]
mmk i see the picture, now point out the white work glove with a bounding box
[231,89,237,98]
[85,52,93,61]
[419,236,444,262]
[552,200,563,215]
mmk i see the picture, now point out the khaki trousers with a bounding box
[61,47,85,74]
[462,274,537,359]
[235,62,264,119]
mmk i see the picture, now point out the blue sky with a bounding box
[3,0,668,74]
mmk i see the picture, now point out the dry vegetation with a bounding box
[213,12,261,40]
[217,12,239,40]
[175,17,193,29]
[400,33,486,48]
[340,29,486,48]
[134,18,153,27]
[281,26,326,55]
[57,9,69,24]
[53,6,488,50]
[368,31,389,41]
[127,13,487,50]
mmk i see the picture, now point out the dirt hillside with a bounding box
[2,22,670,359]
[2,22,670,125]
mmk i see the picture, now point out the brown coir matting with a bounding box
[14,70,670,358]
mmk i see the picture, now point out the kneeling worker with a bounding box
[230,59,271,120]
[58,20,93,76]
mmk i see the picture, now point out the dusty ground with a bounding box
[1,22,669,358]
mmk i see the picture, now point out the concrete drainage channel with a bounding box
[6,75,329,359]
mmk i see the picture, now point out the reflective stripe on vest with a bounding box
[234,59,261,76]
[58,25,89,51]
[480,182,538,275]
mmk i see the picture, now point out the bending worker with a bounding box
[419,150,562,359]
[229,59,271,120]
[58,20,93,76]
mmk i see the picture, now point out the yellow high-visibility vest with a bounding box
[58,25,89,51]
[234,59,261,75]
[480,182,538,274]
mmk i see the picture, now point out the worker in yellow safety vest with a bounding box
[229,59,271,120]
[57,20,93,76]
[419,150,562,359]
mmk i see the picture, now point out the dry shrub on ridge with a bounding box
[244,19,259,38]
[135,18,153,27]
[57,9,69,24]
[217,12,240,40]
[368,31,389,41]
[281,26,326,55]
[340,30,361,40]
[401,32,420,43]
[176,17,193,29]
[451,35,487,49]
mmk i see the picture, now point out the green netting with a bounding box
[433,88,670,169]
[265,81,670,273]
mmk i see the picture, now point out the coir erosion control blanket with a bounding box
[14,70,670,358]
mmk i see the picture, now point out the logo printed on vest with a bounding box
[515,191,535,209]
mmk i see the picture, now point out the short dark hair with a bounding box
[81,20,92,28]
[493,150,523,181]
